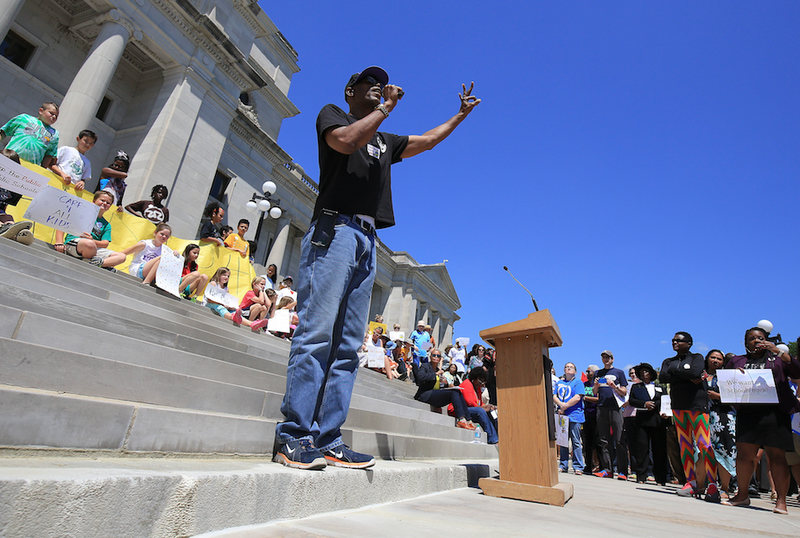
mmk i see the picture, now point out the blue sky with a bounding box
[261,2,800,376]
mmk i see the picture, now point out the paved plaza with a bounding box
[199,471,800,538]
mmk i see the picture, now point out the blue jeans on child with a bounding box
[275,216,376,452]
[560,419,585,472]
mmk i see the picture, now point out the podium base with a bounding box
[478,477,574,507]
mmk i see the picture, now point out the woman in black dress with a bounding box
[627,363,668,485]
[722,327,800,514]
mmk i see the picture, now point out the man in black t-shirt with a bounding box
[199,202,225,247]
[274,66,480,470]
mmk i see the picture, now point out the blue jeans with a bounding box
[276,217,375,452]
[468,407,499,444]
[560,419,585,472]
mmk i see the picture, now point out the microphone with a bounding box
[503,266,539,312]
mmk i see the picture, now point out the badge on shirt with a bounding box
[367,144,380,158]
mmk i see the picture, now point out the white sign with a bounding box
[0,157,49,197]
[267,309,291,333]
[367,348,385,368]
[23,186,99,234]
[456,337,470,348]
[660,394,672,417]
[389,331,405,342]
[204,284,239,310]
[717,369,779,404]
[792,414,800,435]
[555,415,569,447]
[155,247,183,297]
[421,341,432,351]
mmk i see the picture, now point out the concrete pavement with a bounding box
[197,471,800,538]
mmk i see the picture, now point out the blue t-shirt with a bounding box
[554,377,585,423]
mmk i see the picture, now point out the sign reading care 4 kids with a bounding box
[24,186,99,235]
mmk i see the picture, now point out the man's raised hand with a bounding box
[459,82,481,115]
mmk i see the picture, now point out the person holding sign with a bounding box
[204,268,268,331]
[121,223,175,285]
[54,191,126,269]
[659,332,719,502]
[722,327,800,514]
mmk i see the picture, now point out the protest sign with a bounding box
[717,369,778,404]
[204,284,239,310]
[268,309,291,333]
[155,247,184,297]
[456,337,470,348]
[660,394,672,417]
[23,186,99,235]
[389,330,404,341]
[368,321,387,336]
[0,156,49,197]
[367,348,386,368]
[555,415,569,447]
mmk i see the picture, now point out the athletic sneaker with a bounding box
[593,470,611,478]
[677,482,698,497]
[88,256,104,267]
[617,474,627,481]
[272,438,326,470]
[322,444,375,469]
[705,483,721,503]
[14,229,33,245]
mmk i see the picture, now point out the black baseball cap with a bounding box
[345,66,389,92]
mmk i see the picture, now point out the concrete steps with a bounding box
[0,237,496,459]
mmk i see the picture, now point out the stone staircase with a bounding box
[0,235,497,537]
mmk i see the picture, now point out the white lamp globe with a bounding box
[262,180,277,195]
[777,344,789,355]
[245,200,258,213]
[258,199,271,212]
[757,319,774,333]
[269,206,282,219]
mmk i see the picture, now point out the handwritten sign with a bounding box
[388,331,405,342]
[0,157,49,197]
[155,247,184,298]
[204,284,239,310]
[456,337,470,348]
[555,415,569,447]
[660,394,672,417]
[718,369,778,404]
[367,348,386,368]
[368,321,387,336]
[23,186,99,234]
[267,309,291,333]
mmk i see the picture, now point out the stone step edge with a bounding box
[0,383,478,451]
[0,456,497,538]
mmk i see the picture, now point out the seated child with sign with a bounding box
[205,267,267,331]
[180,243,208,299]
[121,222,175,285]
[54,190,126,269]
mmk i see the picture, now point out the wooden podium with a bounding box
[478,309,574,506]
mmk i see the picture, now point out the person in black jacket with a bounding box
[628,363,667,485]
[659,331,719,502]
[413,350,475,430]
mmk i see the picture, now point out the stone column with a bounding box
[442,320,453,348]
[57,10,139,144]
[0,0,26,44]
[266,215,291,275]
[432,312,441,346]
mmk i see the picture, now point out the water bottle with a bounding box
[473,425,482,443]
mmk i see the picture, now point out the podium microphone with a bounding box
[503,266,539,312]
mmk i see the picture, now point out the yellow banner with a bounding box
[6,162,256,300]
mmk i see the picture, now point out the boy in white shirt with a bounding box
[50,129,97,192]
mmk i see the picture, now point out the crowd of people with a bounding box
[554,330,800,515]
[357,318,499,443]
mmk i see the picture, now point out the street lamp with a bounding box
[246,180,283,259]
